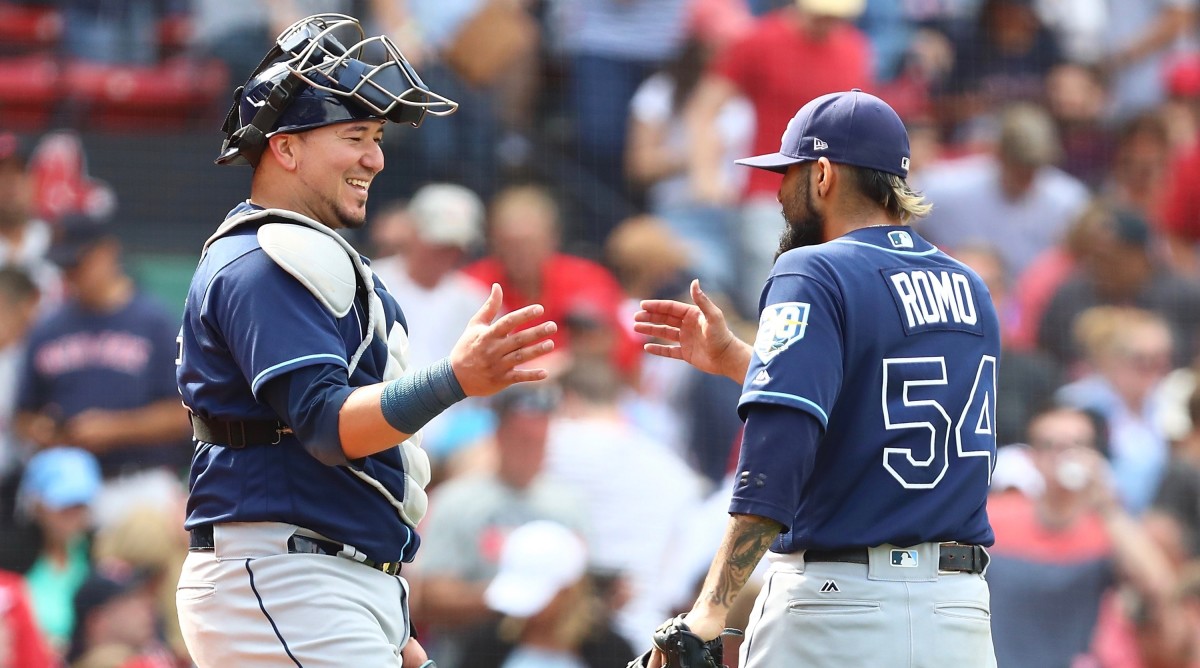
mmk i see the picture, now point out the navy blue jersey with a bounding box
[17,292,188,477]
[730,226,1000,552]
[177,203,420,563]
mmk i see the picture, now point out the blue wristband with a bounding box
[380,358,467,434]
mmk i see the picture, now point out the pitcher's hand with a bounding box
[634,280,751,383]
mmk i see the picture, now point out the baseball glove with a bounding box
[626,615,743,668]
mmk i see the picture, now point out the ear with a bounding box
[265,133,300,172]
[814,156,834,198]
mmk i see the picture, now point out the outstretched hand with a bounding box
[450,283,557,396]
[633,280,751,384]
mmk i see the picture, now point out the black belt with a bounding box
[190,413,292,448]
[804,543,987,574]
[188,525,402,576]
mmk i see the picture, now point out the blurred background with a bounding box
[2,0,1200,666]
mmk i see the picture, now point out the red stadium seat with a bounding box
[62,57,229,131]
[0,54,61,131]
[0,3,62,52]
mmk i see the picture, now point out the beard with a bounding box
[321,193,367,230]
[338,210,367,230]
[775,172,825,261]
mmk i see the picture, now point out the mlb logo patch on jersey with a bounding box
[754,302,810,363]
[890,549,918,567]
[887,230,914,248]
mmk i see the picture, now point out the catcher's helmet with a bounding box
[217,13,457,167]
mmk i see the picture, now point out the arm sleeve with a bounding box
[728,403,823,530]
[259,361,357,467]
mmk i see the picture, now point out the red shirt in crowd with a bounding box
[0,571,55,668]
[1162,141,1200,241]
[712,10,873,200]
[462,254,641,375]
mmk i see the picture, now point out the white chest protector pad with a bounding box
[257,223,357,318]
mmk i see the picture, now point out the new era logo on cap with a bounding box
[814,138,829,151]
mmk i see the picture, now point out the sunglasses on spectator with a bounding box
[1029,437,1094,452]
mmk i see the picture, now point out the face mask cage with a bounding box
[276,13,458,127]
[216,13,457,166]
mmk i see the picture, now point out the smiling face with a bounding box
[286,120,386,230]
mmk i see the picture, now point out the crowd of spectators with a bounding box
[2,0,1200,666]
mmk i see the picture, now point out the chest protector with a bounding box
[203,207,432,528]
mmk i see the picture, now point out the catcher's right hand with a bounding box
[626,615,742,668]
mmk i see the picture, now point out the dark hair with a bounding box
[0,266,38,302]
[664,38,710,113]
[1116,111,1169,151]
[1023,400,1111,460]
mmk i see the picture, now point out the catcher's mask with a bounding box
[216,13,457,167]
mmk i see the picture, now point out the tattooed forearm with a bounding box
[703,514,783,609]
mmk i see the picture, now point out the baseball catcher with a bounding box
[174,12,558,667]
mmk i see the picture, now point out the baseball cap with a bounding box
[1167,54,1200,99]
[796,0,866,19]
[485,521,587,618]
[73,568,148,620]
[407,183,484,250]
[735,89,911,177]
[19,447,102,511]
[47,214,116,268]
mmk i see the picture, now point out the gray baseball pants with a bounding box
[740,543,997,668]
[176,522,413,667]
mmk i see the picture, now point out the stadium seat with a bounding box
[0,53,61,131]
[62,57,228,131]
[0,3,62,54]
